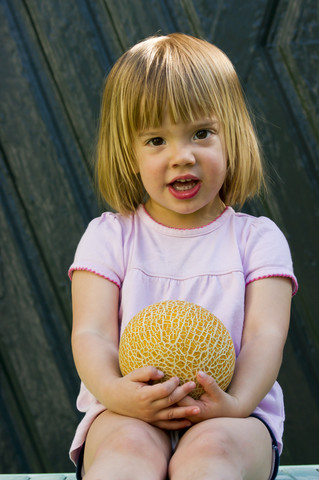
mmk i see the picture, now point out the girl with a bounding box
[69,33,298,480]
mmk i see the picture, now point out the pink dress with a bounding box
[68,205,298,464]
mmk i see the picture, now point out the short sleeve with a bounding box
[68,212,125,288]
[243,217,298,296]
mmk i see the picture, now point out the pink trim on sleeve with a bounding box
[246,274,298,296]
[68,267,120,288]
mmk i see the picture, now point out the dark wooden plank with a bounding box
[0,362,40,471]
[0,147,80,471]
[101,0,179,48]
[265,0,318,186]
[243,0,319,465]
[0,0,86,379]
[279,333,319,465]
[0,0,110,471]
[160,0,271,79]
[24,0,123,159]
[0,0,99,291]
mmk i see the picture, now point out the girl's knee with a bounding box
[169,422,242,480]
[98,421,163,455]
[177,422,236,459]
[84,419,170,480]
[170,436,240,480]
[170,418,274,480]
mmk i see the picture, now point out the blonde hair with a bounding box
[97,33,264,214]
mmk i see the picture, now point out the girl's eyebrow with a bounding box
[192,118,219,129]
[138,118,220,138]
[138,129,162,138]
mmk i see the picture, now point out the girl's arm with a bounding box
[226,276,292,415]
[71,270,122,403]
[179,276,292,420]
[71,271,199,428]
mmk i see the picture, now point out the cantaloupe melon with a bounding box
[119,300,235,399]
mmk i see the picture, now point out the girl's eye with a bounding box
[194,129,212,140]
[147,137,165,146]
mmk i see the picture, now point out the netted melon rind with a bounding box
[119,300,235,399]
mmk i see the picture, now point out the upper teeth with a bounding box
[177,179,192,182]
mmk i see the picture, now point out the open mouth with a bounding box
[170,178,199,191]
[168,178,201,199]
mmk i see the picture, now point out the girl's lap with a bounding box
[83,413,275,480]
[170,416,275,480]
[83,410,172,476]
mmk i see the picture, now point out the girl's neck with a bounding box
[143,197,226,230]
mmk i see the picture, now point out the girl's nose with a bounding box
[169,144,196,167]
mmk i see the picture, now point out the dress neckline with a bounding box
[137,204,231,237]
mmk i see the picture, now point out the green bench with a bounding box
[277,466,319,479]
[0,466,318,479]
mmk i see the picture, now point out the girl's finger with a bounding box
[147,375,182,400]
[197,371,221,398]
[126,366,164,383]
[177,395,198,407]
[152,378,197,405]
[159,404,200,422]
[153,418,192,430]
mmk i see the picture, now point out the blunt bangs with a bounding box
[126,36,229,133]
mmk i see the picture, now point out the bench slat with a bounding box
[278,466,319,479]
[0,466,318,479]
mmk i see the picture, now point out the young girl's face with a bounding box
[133,112,227,229]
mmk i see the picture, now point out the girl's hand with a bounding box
[107,366,200,430]
[177,371,241,423]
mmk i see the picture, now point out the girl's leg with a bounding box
[83,410,172,480]
[169,417,274,480]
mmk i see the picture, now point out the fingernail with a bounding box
[198,371,206,378]
[157,370,164,377]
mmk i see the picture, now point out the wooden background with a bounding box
[0,0,318,473]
